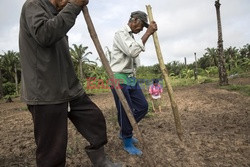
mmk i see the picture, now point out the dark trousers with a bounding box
[28,93,107,167]
[111,82,148,139]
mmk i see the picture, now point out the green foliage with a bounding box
[201,78,214,84]
[143,92,155,117]
[166,61,185,76]
[0,43,249,97]
[221,85,250,96]
[198,48,217,69]
[69,44,111,94]
[240,57,250,71]
[0,50,21,97]
[3,82,16,96]
[152,64,161,74]
[82,65,111,94]
[239,44,250,59]
[0,51,20,83]
[204,66,218,77]
[228,67,245,76]
[169,76,218,87]
[180,68,194,78]
[136,65,161,79]
[70,44,93,80]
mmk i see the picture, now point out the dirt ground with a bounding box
[0,77,249,167]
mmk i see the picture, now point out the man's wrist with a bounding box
[145,31,152,36]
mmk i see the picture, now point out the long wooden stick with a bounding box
[82,6,155,167]
[146,5,183,141]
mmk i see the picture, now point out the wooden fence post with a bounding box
[194,52,198,80]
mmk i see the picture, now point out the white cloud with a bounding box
[0,25,19,53]
[0,0,249,66]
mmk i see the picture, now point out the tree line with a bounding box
[0,43,249,98]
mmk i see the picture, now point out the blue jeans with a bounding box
[111,81,148,138]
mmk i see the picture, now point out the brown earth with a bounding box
[0,77,249,167]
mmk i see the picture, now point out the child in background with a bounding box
[149,79,163,112]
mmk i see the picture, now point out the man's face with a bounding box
[131,18,144,34]
[56,0,68,11]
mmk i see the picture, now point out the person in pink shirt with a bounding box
[149,79,163,112]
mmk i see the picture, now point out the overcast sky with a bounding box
[0,0,249,66]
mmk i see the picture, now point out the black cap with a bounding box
[153,79,159,83]
[130,11,149,28]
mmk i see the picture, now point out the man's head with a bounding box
[128,11,149,34]
[131,11,149,28]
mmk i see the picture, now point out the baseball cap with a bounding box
[130,11,149,28]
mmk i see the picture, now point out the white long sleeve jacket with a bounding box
[110,25,145,74]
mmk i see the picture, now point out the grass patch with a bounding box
[221,84,250,96]
[169,76,218,88]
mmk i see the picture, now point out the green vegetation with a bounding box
[221,85,250,96]
[0,43,249,98]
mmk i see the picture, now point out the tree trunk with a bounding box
[14,64,19,95]
[184,57,187,68]
[215,0,228,86]
[228,54,232,71]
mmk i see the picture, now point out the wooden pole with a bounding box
[194,52,198,80]
[82,6,155,167]
[146,5,183,141]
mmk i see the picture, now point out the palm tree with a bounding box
[224,46,239,71]
[70,44,93,81]
[239,44,250,59]
[198,55,213,69]
[1,50,20,95]
[204,48,218,67]
[166,61,185,76]
[238,44,250,70]
[215,0,228,86]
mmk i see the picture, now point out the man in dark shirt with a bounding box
[19,0,121,166]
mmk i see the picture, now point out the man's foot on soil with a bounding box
[119,134,138,143]
[123,138,142,156]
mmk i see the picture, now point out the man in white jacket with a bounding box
[110,11,157,155]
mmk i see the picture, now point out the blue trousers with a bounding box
[111,81,148,138]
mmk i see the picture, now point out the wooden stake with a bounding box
[146,5,183,141]
[82,6,155,167]
[194,52,198,80]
